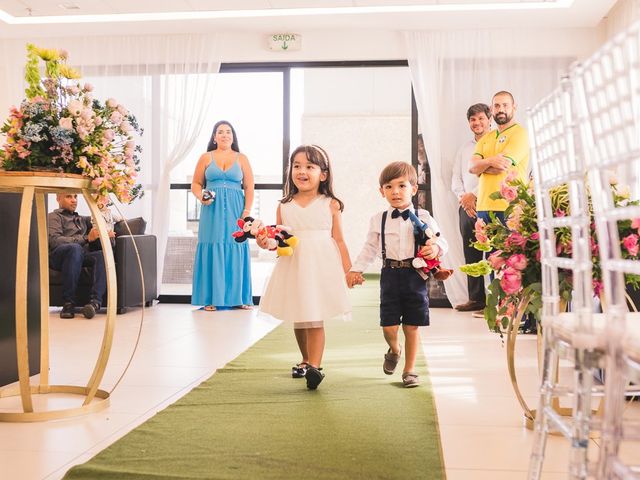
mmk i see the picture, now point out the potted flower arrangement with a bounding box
[0,44,143,204]
[461,172,640,333]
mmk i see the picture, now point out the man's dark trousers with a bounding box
[459,206,485,304]
[49,243,106,306]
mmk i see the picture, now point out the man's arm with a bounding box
[48,212,86,250]
[451,146,465,198]
[469,153,512,175]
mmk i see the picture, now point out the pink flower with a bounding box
[500,184,518,202]
[505,231,527,249]
[102,129,115,142]
[623,234,639,256]
[593,280,604,297]
[488,250,506,269]
[500,267,522,295]
[474,218,488,244]
[632,218,640,234]
[58,117,73,130]
[106,98,118,109]
[67,99,82,116]
[555,209,566,217]
[506,253,528,270]
[506,205,523,231]
[109,111,123,125]
[505,169,518,183]
[530,232,540,241]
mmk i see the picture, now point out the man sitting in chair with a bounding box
[48,193,111,319]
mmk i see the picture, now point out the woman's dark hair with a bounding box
[281,145,344,211]
[206,120,240,152]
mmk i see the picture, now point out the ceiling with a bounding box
[0,0,618,37]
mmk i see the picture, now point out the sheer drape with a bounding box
[603,0,640,39]
[404,29,572,306]
[0,34,221,284]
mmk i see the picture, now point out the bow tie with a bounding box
[391,209,410,220]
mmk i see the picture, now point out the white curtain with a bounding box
[0,34,221,283]
[404,29,573,307]
[603,0,640,39]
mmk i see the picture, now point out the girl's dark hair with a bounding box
[206,120,240,152]
[281,145,344,211]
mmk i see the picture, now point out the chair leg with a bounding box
[597,348,627,479]
[529,329,556,480]
[568,350,594,480]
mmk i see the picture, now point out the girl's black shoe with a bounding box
[291,363,308,378]
[305,365,325,390]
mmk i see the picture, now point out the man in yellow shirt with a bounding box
[470,90,529,225]
[469,91,532,330]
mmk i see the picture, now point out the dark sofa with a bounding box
[49,217,158,314]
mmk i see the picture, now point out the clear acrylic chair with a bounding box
[573,20,640,480]
[527,76,603,480]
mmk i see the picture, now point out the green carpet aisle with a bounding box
[65,277,445,480]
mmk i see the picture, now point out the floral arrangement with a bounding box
[0,44,143,204]
[460,172,640,333]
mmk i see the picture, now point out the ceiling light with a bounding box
[0,1,576,25]
[58,3,80,10]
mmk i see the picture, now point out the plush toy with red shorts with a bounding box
[405,210,453,281]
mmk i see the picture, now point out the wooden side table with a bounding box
[0,171,116,422]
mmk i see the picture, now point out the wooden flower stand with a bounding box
[506,297,600,432]
[0,171,116,422]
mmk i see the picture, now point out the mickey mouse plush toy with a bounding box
[405,211,453,281]
[232,216,298,257]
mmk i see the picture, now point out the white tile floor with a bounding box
[0,303,638,479]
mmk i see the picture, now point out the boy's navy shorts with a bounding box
[379,267,430,327]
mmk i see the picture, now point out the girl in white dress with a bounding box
[258,145,352,390]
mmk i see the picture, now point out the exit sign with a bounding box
[268,33,302,51]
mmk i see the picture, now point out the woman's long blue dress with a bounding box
[192,155,252,307]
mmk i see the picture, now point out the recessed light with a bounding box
[58,3,80,10]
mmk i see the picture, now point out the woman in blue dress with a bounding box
[191,120,254,311]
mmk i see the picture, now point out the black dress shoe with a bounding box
[305,366,325,390]
[455,300,486,312]
[81,301,100,319]
[60,302,75,319]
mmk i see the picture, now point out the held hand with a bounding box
[108,230,116,238]
[201,197,213,206]
[419,243,440,261]
[346,271,365,288]
[459,192,476,212]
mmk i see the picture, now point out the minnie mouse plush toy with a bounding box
[232,216,298,257]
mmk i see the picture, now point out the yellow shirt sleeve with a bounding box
[501,128,529,166]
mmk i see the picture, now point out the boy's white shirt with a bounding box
[351,207,448,272]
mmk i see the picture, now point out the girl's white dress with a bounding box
[259,195,351,329]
